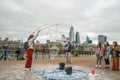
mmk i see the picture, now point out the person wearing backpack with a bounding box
[24,30,41,71]
[111,41,119,71]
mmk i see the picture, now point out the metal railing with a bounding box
[34,49,95,59]
[0,49,95,60]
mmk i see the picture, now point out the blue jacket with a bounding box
[104,46,110,59]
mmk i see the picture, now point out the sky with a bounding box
[0,0,120,44]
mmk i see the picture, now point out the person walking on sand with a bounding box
[103,42,110,68]
[24,30,41,71]
[95,42,103,68]
[111,41,119,71]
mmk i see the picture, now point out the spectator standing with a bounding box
[0,40,9,60]
[95,42,103,67]
[111,41,119,71]
[103,42,110,68]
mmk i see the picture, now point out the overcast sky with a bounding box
[0,0,120,44]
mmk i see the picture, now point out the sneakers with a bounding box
[29,68,33,70]
[96,65,98,67]
[24,68,33,71]
[24,68,30,71]
[96,65,102,68]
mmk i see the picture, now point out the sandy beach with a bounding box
[0,56,120,80]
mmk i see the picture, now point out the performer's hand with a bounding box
[32,32,35,35]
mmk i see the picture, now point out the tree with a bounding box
[36,40,40,44]
[0,37,2,41]
[4,37,9,41]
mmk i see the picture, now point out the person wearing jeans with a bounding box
[103,42,110,68]
[95,42,103,67]
[0,40,9,60]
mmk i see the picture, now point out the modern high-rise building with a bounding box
[69,26,74,44]
[75,31,81,45]
[46,40,50,44]
[86,36,92,44]
[98,35,107,46]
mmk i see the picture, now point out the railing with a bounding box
[0,49,95,60]
[34,49,95,59]
[0,50,25,60]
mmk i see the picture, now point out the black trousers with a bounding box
[104,58,110,65]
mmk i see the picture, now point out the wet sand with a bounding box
[0,56,120,80]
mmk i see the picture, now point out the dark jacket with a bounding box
[67,44,72,52]
[111,46,119,58]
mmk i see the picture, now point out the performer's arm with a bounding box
[31,30,41,41]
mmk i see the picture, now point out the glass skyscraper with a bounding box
[98,35,107,46]
[75,31,81,45]
[69,26,74,44]
[86,36,92,44]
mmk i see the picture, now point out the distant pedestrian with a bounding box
[111,41,119,71]
[103,42,110,68]
[15,48,23,60]
[0,40,9,60]
[15,48,20,59]
[24,30,41,71]
[95,42,103,67]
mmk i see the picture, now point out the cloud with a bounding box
[0,0,120,44]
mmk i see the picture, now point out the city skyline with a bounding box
[0,24,118,45]
[0,0,120,44]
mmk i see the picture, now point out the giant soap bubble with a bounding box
[49,44,59,60]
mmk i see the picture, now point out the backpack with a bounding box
[24,42,29,51]
[116,51,120,57]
